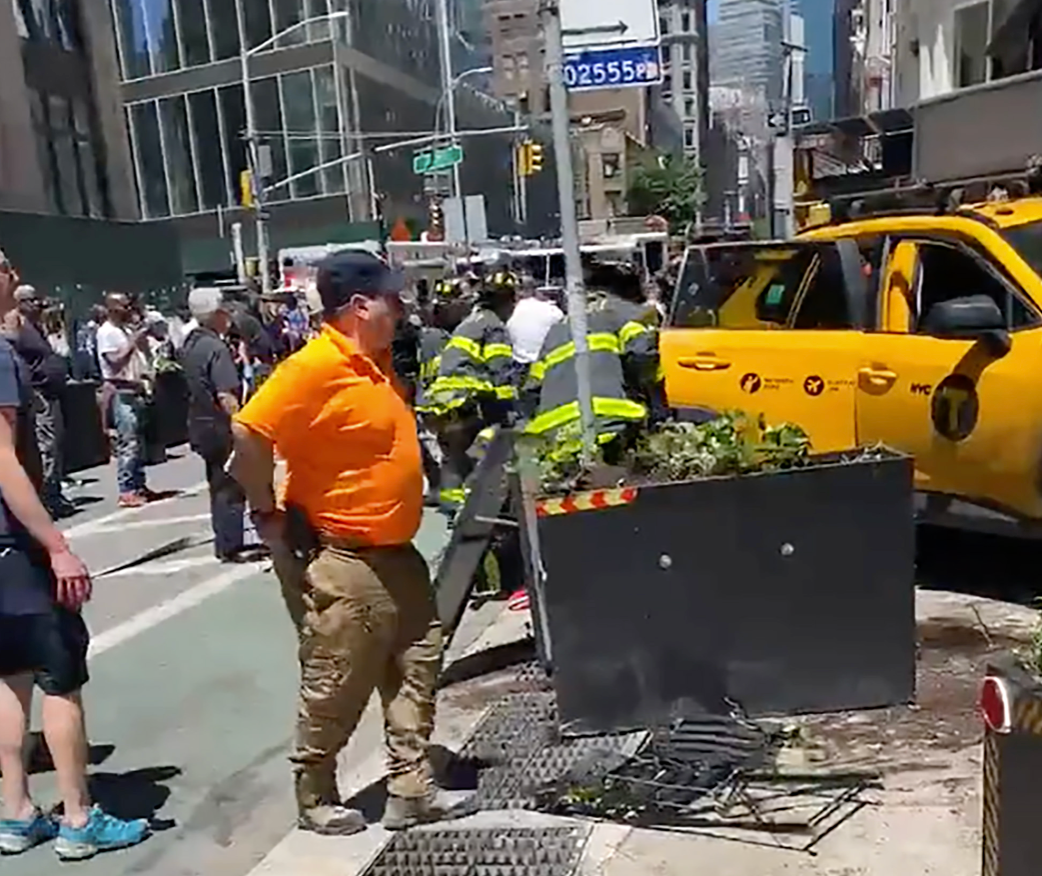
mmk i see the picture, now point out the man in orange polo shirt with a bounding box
[229,251,465,835]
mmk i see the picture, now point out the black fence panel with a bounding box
[534,451,916,735]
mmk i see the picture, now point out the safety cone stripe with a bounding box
[982,731,1000,876]
[507,590,530,611]
[1012,696,1042,736]
[535,486,639,517]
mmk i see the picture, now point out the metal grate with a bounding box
[362,826,590,876]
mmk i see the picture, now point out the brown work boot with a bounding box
[298,804,367,836]
[382,789,475,831]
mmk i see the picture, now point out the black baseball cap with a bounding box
[315,250,405,315]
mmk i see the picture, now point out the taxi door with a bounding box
[855,236,1042,519]
[662,240,868,451]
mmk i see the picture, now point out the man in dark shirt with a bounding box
[181,288,264,563]
[10,285,72,518]
[0,249,149,858]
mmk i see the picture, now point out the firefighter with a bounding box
[523,261,662,457]
[415,279,471,505]
[424,270,519,518]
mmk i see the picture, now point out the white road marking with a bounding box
[90,513,212,533]
[65,480,208,539]
[103,555,220,577]
[88,561,266,658]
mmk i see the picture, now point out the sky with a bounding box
[707,0,719,23]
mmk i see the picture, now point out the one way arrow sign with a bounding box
[561,0,659,50]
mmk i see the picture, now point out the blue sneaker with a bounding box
[0,809,58,854]
[54,806,149,861]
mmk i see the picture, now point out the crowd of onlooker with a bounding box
[0,275,321,517]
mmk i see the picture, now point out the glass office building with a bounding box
[106,0,518,243]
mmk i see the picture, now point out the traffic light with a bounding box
[517,141,545,177]
[428,199,444,241]
[240,169,254,209]
[528,142,543,174]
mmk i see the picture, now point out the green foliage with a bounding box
[526,412,811,496]
[530,420,603,496]
[631,412,811,482]
[627,153,705,232]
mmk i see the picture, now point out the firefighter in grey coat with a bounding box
[415,278,471,505]
[522,262,661,457]
[424,270,519,517]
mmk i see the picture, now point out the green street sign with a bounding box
[413,145,464,175]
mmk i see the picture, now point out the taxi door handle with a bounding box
[679,356,731,371]
[859,366,897,382]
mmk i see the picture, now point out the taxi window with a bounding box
[1003,220,1042,280]
[670,245,816,329]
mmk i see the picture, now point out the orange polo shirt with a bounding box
[234,325,423,546]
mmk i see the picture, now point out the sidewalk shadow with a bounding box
[438,638,536,689]
[343,745,480,822]
[88,765,182,831]
[27,734,114,775]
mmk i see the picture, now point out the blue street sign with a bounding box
[563,43,662,92]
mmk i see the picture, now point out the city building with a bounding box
[795,0,836,122]
[658,0,710,160]
[483,0,686,221]
[0,1,181,304]
[2,0,134,218]
[104,0,524,271]
[709,0,785,104]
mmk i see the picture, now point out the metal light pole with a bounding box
[540,0,595,459]
[433,0,469,248]
[240,10,351,293]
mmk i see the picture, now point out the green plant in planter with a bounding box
[632,412,811,483]
[525,412,811,495]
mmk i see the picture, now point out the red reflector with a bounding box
[980,676,1012,734]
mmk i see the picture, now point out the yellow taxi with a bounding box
[661,194,1042,535]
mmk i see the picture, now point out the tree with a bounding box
[627,153,705,232]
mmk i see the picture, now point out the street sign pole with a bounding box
[541,0,596,462]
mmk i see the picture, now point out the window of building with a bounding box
[217,83,247,207]
[681,11,690,31]
[602,153,620,179]
[314,64,345,194]
[28,90,60,213]
[113,0,181,77]
[175,0,211,66]
[243,0,273,49]
[159,95,199,215]
[517,53,530,86]
[281,70,320,198]
[49,97,85,217]
[682,43,692,62]
[954,2,990,87]
[129,101,170,218]
[662,73,672,95]
[305,0,331,40]
[207,0,240,60]
[272,0,306,46]
[682,70,692,91]
[502,55,516,82]
[72,101,104,217]
[659,15,669,35]
[186,89,226,208]
[684,97,695,118]
[684,126,694,148]
[253,75,289,186]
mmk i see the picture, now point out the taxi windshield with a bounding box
[1003,220,1042,279]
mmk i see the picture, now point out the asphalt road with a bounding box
[4,447,453,876]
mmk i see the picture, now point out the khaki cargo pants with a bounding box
[272,541,443,811]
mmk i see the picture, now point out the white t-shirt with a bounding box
[95,321,146,383]
[507,297,565,364]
